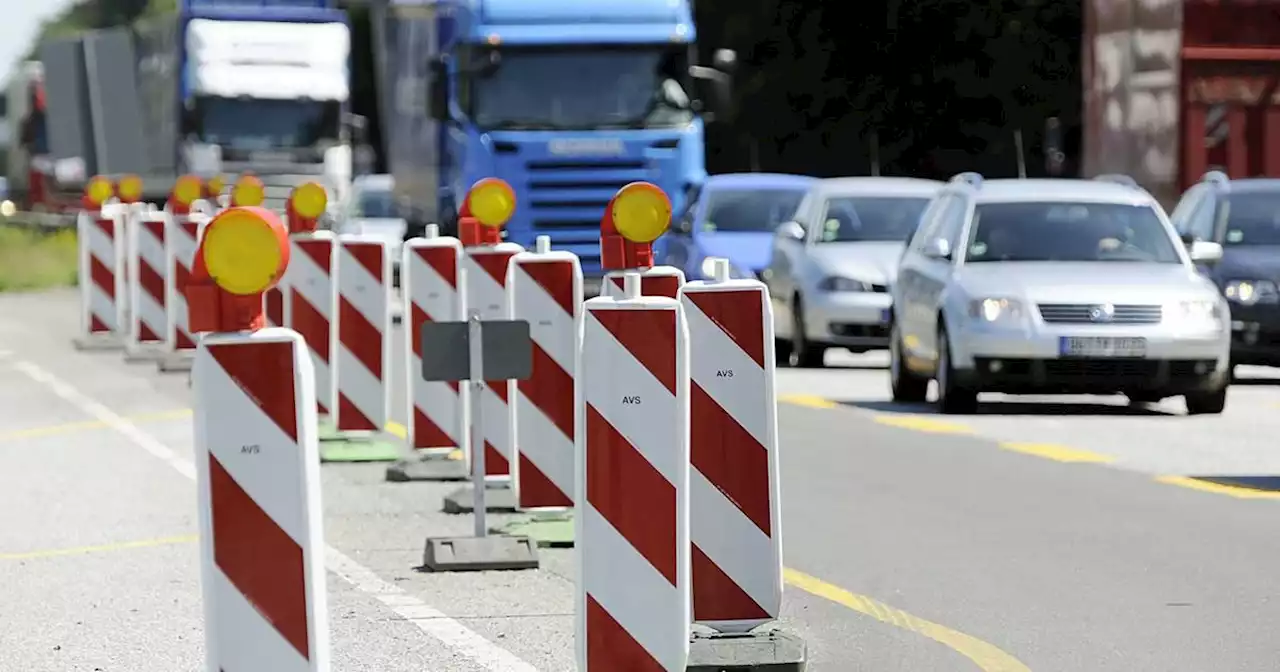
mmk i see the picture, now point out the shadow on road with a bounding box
[841,398,1176,417]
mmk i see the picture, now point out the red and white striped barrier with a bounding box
[265,283,287,329]
[679,259,782,632]
[125,209,170,354]
[576,271,691,671]
[604,265,685,299]
[509,236,580,509]
[286,231,339,417]
[75,206,127,345]
[165,214,206,354]
[403,231,468,459]
[193,328,330,671]
[464,241,524,485]
[335,235,392,433]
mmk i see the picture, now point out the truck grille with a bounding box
[524,158,653,270]
[1037,303,1162,325]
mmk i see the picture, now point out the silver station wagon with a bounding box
[889,174,1231,415]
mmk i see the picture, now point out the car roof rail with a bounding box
[950,172,983,188]
[1093,173,1139,188]
[1202,170,1230,185]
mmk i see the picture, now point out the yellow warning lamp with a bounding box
[609,182,672,243]
[231,175,266,207]
[170,174,204,214]
[287,182,328,233]
[459,177,516,245]
[186,206,291,334]
[83,175,115,210]
[205,174,226,200]
[117,174,143,204]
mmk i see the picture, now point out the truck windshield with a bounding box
[965,202,1181,263]
[466,46,693,130]
[1219,192,1280,246]
[702,189,806,232]
[192,97,340,150]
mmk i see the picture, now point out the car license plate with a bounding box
[1058,336,1146,358]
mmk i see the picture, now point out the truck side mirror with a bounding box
[428,58,449,121]
[689,68,733,122]
[712,49,737,74]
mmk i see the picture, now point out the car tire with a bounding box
[889,322,928,403]
[1185,386,1227,415]
[789,297,826,368]
[775,337,793,364]
[935,323,978,415]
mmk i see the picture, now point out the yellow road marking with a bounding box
[1155,476,1280,500]
[784,568,1031,672]
[0,534,198,561]
[383,420,464,460]
[999,442,1113,464]
[0,408,193,443]
[778,394,838,409]
[874,415,974,435]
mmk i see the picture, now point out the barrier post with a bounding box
[443,178,525,513]
[418,283,539,572]
[120,175,170,362]
[188,205,330,672]
[492,234,581,546]
[157,174,211,373]
[73,175,128,351]
[281,183,342,442]
[327,232,399,462]
[386,223,471,482]
[679,257,806,670]
[576,181,691,670]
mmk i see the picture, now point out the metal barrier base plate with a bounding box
[72,335,124,351]
[443,485,517,514]
[422,535,539,572]
[156,352,194,372]
[687,628,807,671]
[387,454,470,482]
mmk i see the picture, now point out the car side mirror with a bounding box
[776,221,805,241]
[1188,240,1224,264]
[673,217,693,235]
[428,58,449,121]
[923,238,951,260]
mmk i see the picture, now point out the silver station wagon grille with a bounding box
[1037,303,1162,325]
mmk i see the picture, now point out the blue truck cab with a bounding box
[381,0,734,286]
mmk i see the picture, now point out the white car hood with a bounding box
[807,241,905,285]
[955,262,1220,304]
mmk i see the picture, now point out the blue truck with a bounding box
[40,0,356,209]
[372,0,735,290]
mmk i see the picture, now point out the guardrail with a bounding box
[0,211,77,230]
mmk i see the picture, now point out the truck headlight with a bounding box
[818,276,872,292]
[968,297,1024,323]
[1224,280,1279,305]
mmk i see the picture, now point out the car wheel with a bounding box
[935,323,978,414]
[789,297,826,368]
[775,337,793,364]
[889,322,928,403]
[1185,386,1227,415]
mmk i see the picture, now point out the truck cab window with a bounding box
[188,97,341,152]
[463,45,693,130]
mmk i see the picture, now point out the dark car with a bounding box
[1169,172,1280,374]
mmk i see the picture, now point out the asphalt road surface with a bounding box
[3,289,1280,671]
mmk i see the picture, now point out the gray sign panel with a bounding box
[420,320,532,382]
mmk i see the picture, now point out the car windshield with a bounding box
[965,201,1181,263]
[816,197,930,243]
[357,189,398,218]
[1218,192,1280,246]
[466,45,693,130]
[701,188,805,233]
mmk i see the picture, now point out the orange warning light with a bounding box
[231,175,265,207]
[117,174,144,204]
[186,206,291,333]
[600,181,671,271]
[205,174,226,199]
[458,177,516,246]
[170,174,204,214]
[84,175,115,209]
[286,182,328,233]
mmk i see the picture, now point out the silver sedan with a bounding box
[764,177,942,367]
[891,174,1230,415]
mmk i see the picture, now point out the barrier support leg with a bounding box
[687,628,808,671]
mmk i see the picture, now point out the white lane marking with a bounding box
[5,354,539,672]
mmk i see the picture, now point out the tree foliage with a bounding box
[22,0,175,62]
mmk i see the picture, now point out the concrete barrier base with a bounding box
[443,485,517,513]
[687,628,807,671]
[422,535,539,572]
